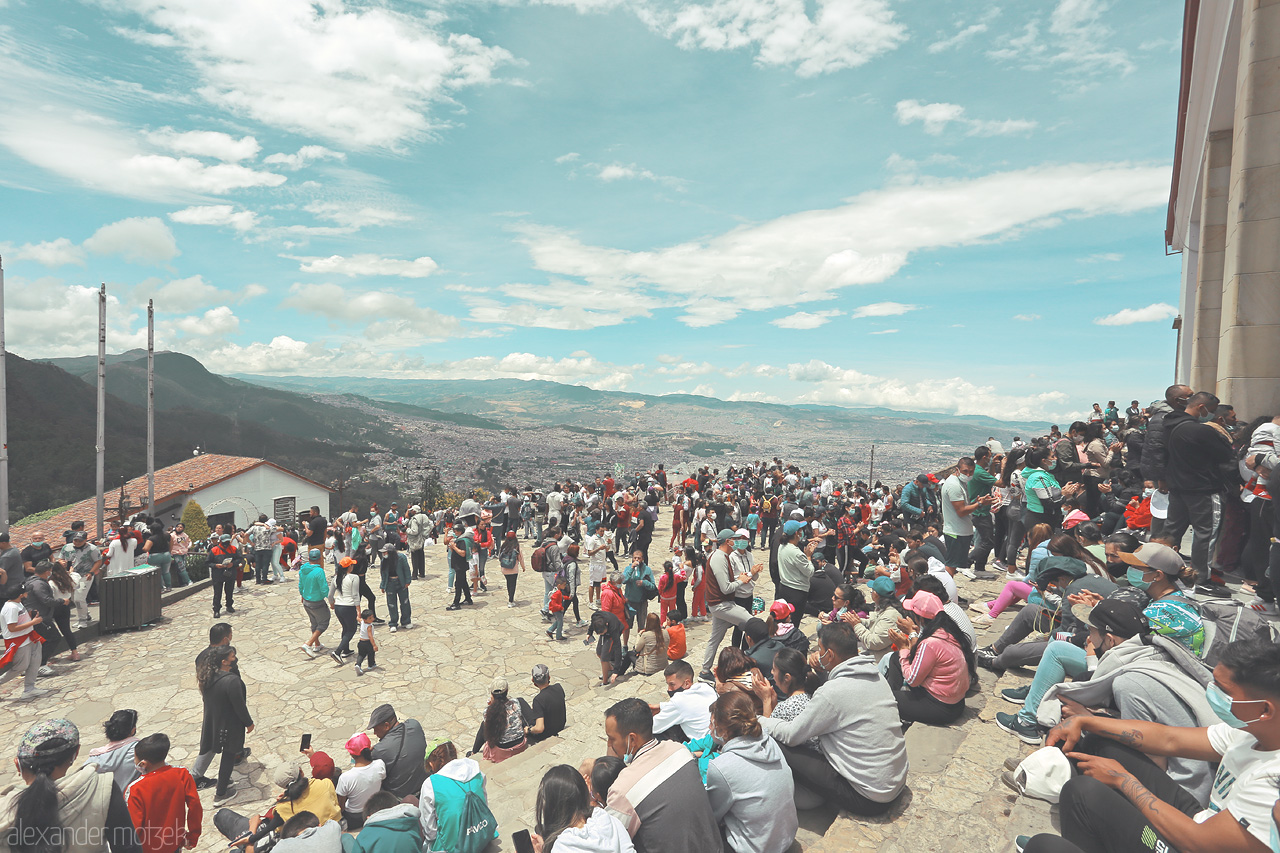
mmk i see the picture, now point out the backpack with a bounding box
[430,775,497,853]
[1197,599,1280,667]
[531,544,552,572]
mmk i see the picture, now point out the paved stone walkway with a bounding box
[0,519,1057,853]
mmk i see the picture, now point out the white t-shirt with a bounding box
[940,475,974,537]
[1,601,32,647]
[1195,723,1280,845]
[651,682,718,740]
[926,557,959,602]
[585,534,608,581]
[335,759,386,814]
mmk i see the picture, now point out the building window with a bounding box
[206,511,236,535]
[273,497,297,525]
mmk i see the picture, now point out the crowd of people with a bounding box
[2,386,1279,853]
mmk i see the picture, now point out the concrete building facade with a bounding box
[1168,0,1280,419]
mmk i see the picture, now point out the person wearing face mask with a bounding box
[751,621,908,815]
[1163,391,1236,597]
[1117,543,1205,655]
[649,660,717,741]
[704,691,797,853]
[603,697,723,853]
[728,529,758,647]
[1019,638,1280,853]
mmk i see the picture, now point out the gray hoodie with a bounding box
[273,820,343,853]
[705,733,797,853]
[760,656,908,803]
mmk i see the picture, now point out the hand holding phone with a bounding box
[512,829,535,853]
[299,733,312,752]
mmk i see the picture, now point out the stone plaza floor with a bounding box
[0,521,1058,853]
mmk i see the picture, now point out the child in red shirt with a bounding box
[126,733,202,853]
[546,576,570,641]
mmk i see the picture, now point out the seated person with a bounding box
[650,660,717,741]
[471,677,527,762]
[367,705,427,801]
[884,590,973,727]
[340,792,423,853]
[714,646,766,714]
[817,584,864,626]
[531,765,634,852]
[664,612,687,661]
[521,664,567,743]
[844,576,906,657]
[764,601,809,656]
[631,613,669,675]
[705,691,798,853]
[273,761,341,826]
[418,739,493,853]
[586,756,626,810]
[1020,638,1280,853]
[753,622,909,815]
[912,574,975,651]
[335,733,385,829]
[742,618,788,675]
[273,813,342,853]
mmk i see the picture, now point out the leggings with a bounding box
[1003,505,1026,565]
[569,594,581,622]
[1025,739,1200,853]
[357,576,378,616]
[505,573,518,603]
[985,580,1032,617]
[1016,640,1087,725]
[334,604,358,656]
[52,601,77,653]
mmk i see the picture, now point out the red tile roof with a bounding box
[9,454,332,547]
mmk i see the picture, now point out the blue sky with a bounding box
[0,0,1183,421]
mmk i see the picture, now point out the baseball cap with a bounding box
[1118,543,1185,576]
[380,543,394,552]
[308,548,322,560]
[490,676,509,694]
[768,600,795,621]
[344,732,371,756]
[1010,747,1074,803]
[273,761,305,788]
[867,576,896,598]
[72,531,87,541]
[790,508,805,519]
[221,534,233,542]
[716,529,735,541]
[734,528,749,538]
[531,664,550,684]
[904,591,943,620]
[1087,598,1149,639]
[1062,510,1091,529]
[782,520,803,536]
[367,704,396,729]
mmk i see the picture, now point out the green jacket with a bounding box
[298,562,329,602]
[340,805,423,853]
[966,465,997,518]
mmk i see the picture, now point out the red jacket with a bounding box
[126,765,202,853]
[549,588,569,614]
[601,583,626,622]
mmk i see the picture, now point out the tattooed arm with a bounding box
[1069,752,1266,853]
[1046,715,1218,762]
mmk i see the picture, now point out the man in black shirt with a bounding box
[305,507,327,553]
[20,531,53,575]
[522,664,566,743]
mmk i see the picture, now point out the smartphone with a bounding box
[512,830,534,853]
[299,733,312,752]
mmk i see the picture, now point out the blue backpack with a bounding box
[429,774,497,853]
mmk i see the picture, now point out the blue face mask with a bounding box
[1126,567,1153,591]
[1206,683,1269,728]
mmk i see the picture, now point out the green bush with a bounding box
[183,553,209,582]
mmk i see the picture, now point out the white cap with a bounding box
[1011,747,1074,804]
[734,528,749,538]
[790,508,805,519]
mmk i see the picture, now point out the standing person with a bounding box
[699,531,756,682]
[728,529,760,648]
[197,645,253,807]
[47,563,83,664]
[25,561,62,677]
[444,523,475,612]
[169,523,192,590]
[191,624,239,789]
[249,515,275,585]
[354,609,378,675]
[0,533,19,587]
[298,549,330,657]
[498,531,525,608]
[1164,391,1235,596]
[0,582,46,700]
[86,709,141,792]
[939,457,992,575]
[406,506,431,580]
[547,576,570,641]
[775,522,817,629]
[379,543,412,632]
[328,557,361,663]
[57,530,103,629]
[585,524,608,610]
[209,534,237,618]
[966,447,1000,573]
[124,733,203,853]
[622,550,655,638]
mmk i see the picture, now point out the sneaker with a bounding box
[698,669,715,682]
[355,665,364,676]
[389,626,397,633]
[1001,684,1032,704]
[212,786,237,806]
[226,607,236,614]
[330,650,345,664]
[445,604,461,611]
[1195,581,1231,598]
[1006,570,1028,582]
[193,775,217,790]
[991,559,1008,573]
[37,666,56,677]
[402,623,413,630]
[1248,598,1278,615]
[303,646,318,658]
[975,645,1002,671]
[508,603,517,608]
[1004,756,1022,772]
[1001,769,1024,795]
[968,600,991,615]
[1015,835,1031,853]
[546,629,555,639]
[576,619,589,628]
[341,649,354,657]
[956,567,977,581]
[19,687,50,699]
[372,617,386,624]
[995,711,1043,745]
[972,614,995,629]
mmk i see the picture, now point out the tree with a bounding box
[181,499,211,542]
[420,468,447,512]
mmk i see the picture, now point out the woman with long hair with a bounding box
[630,612,668,676]
[705,691,797,853]
[0,719,140,853]
[842,576,905,656]
[714,646,765,714]
[84,709,140,793]
[197,645,253,806]
[473,679,527,763]
[328,556,361,663]
[498,531,525,608]
[533,764,633,853]
[885,590,974,726]
[1022,446,1071,530]
[46,564,81,663]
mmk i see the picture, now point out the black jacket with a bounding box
[1164,411,1234,493]
[198,670,253,755]
[1141,402,1175,482]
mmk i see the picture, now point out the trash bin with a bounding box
[100,566,163,632]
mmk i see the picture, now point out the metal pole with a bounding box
[868,444,875,486]
[96,284,106,539]
[147,300,154,513]
[0,256,8,534]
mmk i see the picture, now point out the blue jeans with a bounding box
[254,550,273,583]
[548,611,565,639]
[386,586,411,627]
[1018,640,1089,724]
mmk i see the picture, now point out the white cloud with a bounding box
[83,217,179,264]
[263,146,345,170]
[467,278,662,330]
[850,301,917,318]
[303,202,410,229]
[988,0,1133,83]
[517,161,1169,324]
[555,152,581,164]
[868,328,898,334]
[0,111,286,201]
[113,0,514,148]
[283,282,462,340]
[928,23,988,53]
[690,384,715,397]
[146,128,261,161]
[656,354,683,364]
[771,309,842,329]
[173,305,240,337]
[293,254,438,278]
[1081,252,1123,262]
[642,0,907,77]
[1013,313,1041,321]
[1094,302,1178,326]
[895,99,1036,137]
[3,277,148,359]
[594,162,685,189]
[170,204,259,232]
[1,238,86,268]
[138,274,266,312]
